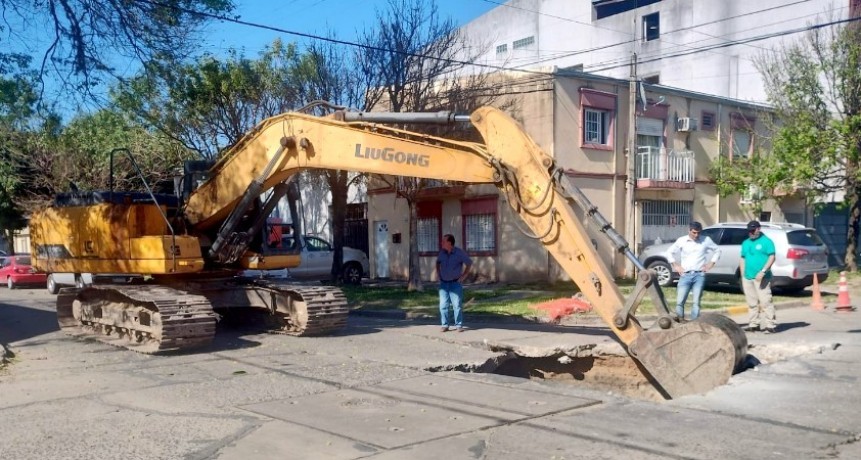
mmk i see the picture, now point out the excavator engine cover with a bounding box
[628,314,748,398]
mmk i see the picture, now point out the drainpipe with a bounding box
[716,103,723,221]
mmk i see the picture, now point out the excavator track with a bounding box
[56,285,217,353]
[236,280,349,336]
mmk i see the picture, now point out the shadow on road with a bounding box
[0,301,60,345]
[776,321,810,333]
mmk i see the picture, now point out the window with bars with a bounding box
[580,89,616,150]
[465,214,496,253]
[496,43,508,56]
[417,217,439,254]
[584,108,610,145]
[462,197,497,255]
[417,201,442,255]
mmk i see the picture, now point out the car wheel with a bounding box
[7,277,15,290]
[647,260,673,287]
[47,274,59,294]
[342,262,363,285]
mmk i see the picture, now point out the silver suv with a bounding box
[639,222,829,292]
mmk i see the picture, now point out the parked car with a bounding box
[639,222,830,292]
[243,234,370,284]
[46,273,145,294]
[0,254,47,289]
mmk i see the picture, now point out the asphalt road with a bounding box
[1,286,860,459]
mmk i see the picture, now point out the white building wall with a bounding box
[461,0,846,102]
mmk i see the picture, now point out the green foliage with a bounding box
[42,109,194,195]
[113,40,303,158]
[726,23,861,269]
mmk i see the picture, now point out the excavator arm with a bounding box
[180,106,747,398]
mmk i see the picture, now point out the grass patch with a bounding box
[342,281,805,320]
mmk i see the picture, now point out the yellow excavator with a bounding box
[29,105,747,398]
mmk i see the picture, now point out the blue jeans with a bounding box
[676,271,706,320]
[439,281,464,327]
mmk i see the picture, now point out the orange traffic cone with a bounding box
[811,273,825,311]
[835,271,855,312]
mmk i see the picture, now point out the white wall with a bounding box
[461,0,846,102]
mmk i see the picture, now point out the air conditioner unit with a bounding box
[677,117,698,132]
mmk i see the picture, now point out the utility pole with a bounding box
[624,52,638,278]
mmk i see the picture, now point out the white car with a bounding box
[243,234,370,285]
[639,222,829,292]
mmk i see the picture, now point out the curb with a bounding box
[718,299,809,317]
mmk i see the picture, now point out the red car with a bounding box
[0,254,47,289]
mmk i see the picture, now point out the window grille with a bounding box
[585,108,609,144]
[465,214,496,252]
[417,218,439,253]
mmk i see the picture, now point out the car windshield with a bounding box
[786,230,825,246]
[15,256,31,265]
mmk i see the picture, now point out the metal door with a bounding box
[374,221,389,278]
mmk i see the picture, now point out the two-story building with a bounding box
[365,71,796,282]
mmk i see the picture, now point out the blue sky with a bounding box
[199,0,498,57]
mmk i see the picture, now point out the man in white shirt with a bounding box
[666,221,721,320]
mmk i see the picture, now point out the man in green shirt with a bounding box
[740,220,777,333]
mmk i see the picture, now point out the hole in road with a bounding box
[491,353,664,400]
[427,342,841,402]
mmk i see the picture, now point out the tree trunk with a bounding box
[328,171,349,282]
[845,181,861,272]
[407,199,423,292]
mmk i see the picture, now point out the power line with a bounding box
[582,4,849,72]
[586,13,861,73]
[132,0,552,78]
[477,0,819,64]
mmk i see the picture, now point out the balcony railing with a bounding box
[635,147,695,188]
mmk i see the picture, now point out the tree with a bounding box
[291,39,367,283]
[356,0,493,291]
[1,0,234,101]
[712,22,861,270]
[113,40,302,158]
[0,53,49,247]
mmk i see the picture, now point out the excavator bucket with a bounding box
[627,314,748,398]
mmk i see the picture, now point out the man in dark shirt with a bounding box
[436,234,472,332]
